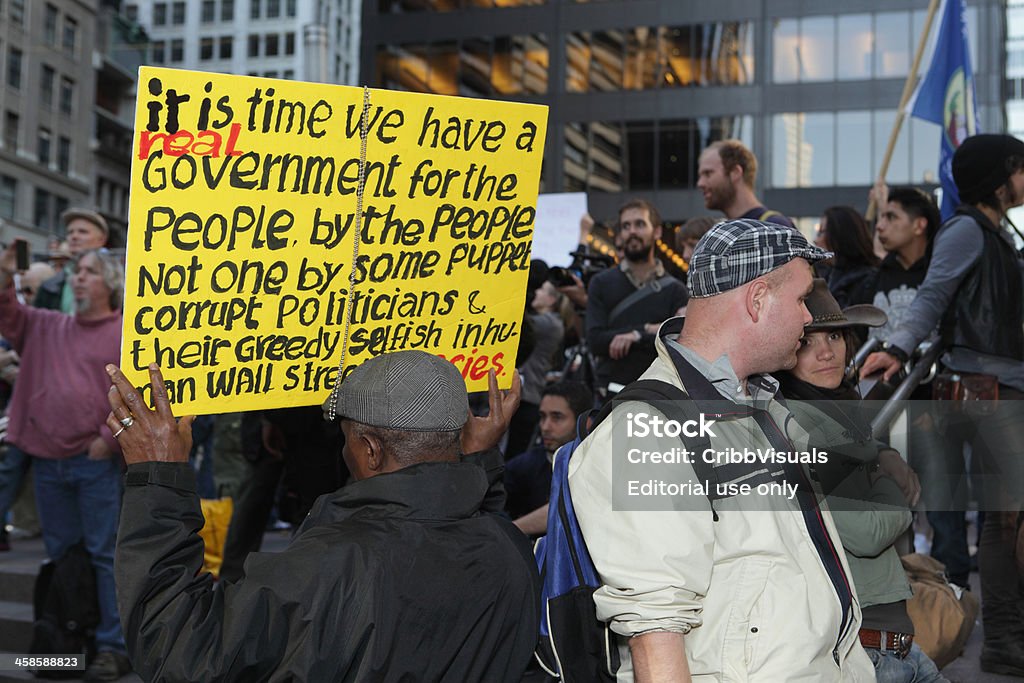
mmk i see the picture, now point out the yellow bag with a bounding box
[198,497,234,579]
[901,553,979,669]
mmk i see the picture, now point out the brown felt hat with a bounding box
[805,278,887,331]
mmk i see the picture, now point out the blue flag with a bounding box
[909,0,979,219]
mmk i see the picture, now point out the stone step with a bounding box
[0,601,32,654]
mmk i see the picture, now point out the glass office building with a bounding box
[361,0,1007,230]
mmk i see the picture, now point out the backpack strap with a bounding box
[593,379,721,520]
[607,274,677,326]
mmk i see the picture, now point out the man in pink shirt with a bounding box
[0,242,129,681]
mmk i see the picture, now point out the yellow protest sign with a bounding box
[122,67,547,415]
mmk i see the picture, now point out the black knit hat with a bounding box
[952,134,1024,204]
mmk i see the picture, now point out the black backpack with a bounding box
[29,543,100,678]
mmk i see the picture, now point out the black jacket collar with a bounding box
[301,462,489,530]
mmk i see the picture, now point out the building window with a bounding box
[286,0,296,17]
[59,77,74,115]
[54,196,69,229]
[172,1,186,24]
[283,69,294,79]
[248,34,260,57]
[57,136,70,174]
[125,4,139,22]
[34,188,52,231]
[768,109,935,188]
[265,34,279,57]
[171,38,184,62]
[38,128,52,166]
[219,36,233,60]
[836,14,872,81]
[152,40,166,63]
[494,35,547,95]
[378,0,544,10]
[566,24,753,93]
[10,0,24,26]
[221,0,234,21]
[874,11,911,78]
[3,111,18,151]
[267,0,280,18]
[44,4,59,45]
[250,0,261,19]
[62,16,77,54]
[6,48,21,89]
[40,65,55,108]
[562,116,752,193]
[201,37,215,60]
[772,17,835,83]
[770,10,966,84]
[0,176,15,220]
[154,2,167,26]
[202,0,215,22]
[377,36,550,97]
[285,32,295,55]
[264,70,278,78]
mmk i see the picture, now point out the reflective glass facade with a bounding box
[565,116,753,193]
[362,0,1005,224]
[566,23,753,92]
[379,0,544,12]
[376,36,548,96]
[773,9,979,84]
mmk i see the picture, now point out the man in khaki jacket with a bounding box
[568,219,875,682]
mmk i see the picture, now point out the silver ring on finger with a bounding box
[113,426,126,438]
[119,416,134,429]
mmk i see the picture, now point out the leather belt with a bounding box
[858,629,913,658]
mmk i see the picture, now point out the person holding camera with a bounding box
[585,199,687,396]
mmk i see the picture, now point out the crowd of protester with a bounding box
[0,134,1022,682]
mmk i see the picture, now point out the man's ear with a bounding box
[746,279,769,323]
[728,163,744,186]
[654,223,663,242]
[996,182,1010,207]
[912,216,928,237]
[363,431,387,472]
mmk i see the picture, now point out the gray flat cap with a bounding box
[334,350,469,432]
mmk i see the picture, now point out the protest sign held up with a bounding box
[122,67,548,414]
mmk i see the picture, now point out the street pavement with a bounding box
[0,530,1021,682]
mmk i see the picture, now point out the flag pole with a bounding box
[867,0,943,220]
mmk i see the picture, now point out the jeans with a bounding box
[0,445,29,529]
[865,644,949,683]
[33,453,125,654]
[925,510,970,587]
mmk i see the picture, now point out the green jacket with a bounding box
[788,400,913,610]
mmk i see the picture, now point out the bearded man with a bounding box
[697,139,794,227]
[585,199,687,395]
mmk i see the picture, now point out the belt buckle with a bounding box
[893,632,913,659]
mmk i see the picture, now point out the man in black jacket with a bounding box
[863,134,1024,676]
[586,199,687,395]
[107,352,540,682]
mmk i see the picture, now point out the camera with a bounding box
[547,250,614,289]
[548,266,582,288]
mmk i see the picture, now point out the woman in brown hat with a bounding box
[777,279,947,682]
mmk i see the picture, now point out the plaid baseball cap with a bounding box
[333,350,469,432]
[688,219,832,298]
